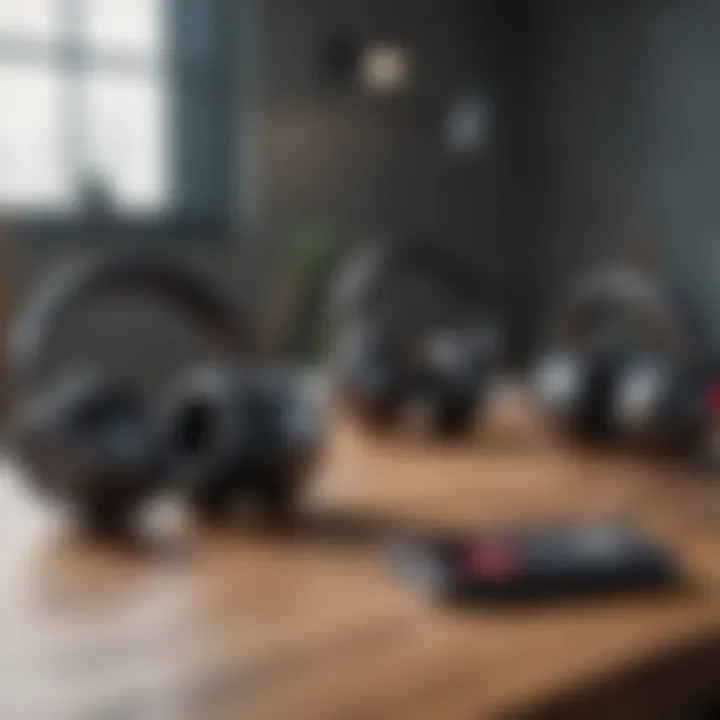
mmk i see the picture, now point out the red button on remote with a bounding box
[465,544,519,581]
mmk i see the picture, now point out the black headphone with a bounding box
[534,265,708,450]
[332,235,499,435]
[10,254,319,534]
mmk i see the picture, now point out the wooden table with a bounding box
[1,388,720,719]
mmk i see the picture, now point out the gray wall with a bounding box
[255,0,500,275]
[533,0,720,350]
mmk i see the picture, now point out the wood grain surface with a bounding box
[1,387,719,719]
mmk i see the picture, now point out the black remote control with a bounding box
[390,524,678,602]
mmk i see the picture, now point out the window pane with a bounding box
[81,72,169,213]
[0,0,56,40]
[84,0,165,55]
[0,67,70,210]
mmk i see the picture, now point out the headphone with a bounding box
[331,235,499,436]
[9,254,320,534]
[534,264,708,451]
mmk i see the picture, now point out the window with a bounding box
[0,0,231,226]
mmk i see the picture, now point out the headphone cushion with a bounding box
[161,363,247,483]
[14,371,157,502]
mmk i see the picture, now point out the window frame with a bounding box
[0,0,238,242]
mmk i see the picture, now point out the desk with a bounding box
[1,390,720,719]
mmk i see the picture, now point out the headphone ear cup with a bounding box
[611,360,662,442]
[337,325,403,427]
[14,370,158,530]
[534,352,586,426]
[161,364,247,519]
[611,359,707,454]
[163,364,320,524]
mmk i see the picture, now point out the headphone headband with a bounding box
[339,234,487,330]
[551,266,691,358]
[10,254,249,390]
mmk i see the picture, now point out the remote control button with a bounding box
[465,544,519,581]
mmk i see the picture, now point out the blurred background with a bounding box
[2,0,720,400]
